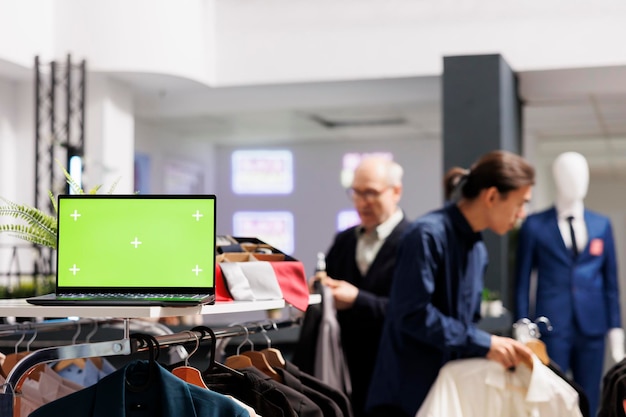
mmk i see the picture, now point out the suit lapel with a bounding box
[547,207,568,253]
[547,206,576,261]
[581,209,595,256]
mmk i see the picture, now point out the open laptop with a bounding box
[27,194,216,307]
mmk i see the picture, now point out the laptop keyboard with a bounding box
[59,293,205,300]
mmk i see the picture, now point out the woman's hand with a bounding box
[487,335,534,369]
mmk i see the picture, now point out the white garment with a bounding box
[416,356,582,417]
[220,261,284,301]
[226,395,262,417]
[556,204,588,252]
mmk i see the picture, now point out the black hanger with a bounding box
[128,333,161,391]
[190,326,244,378]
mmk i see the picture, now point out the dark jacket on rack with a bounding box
[275,366,344,417]
[598,358,626,417]
[241,367,324,417]
[283,361,353,417]
[204,368,296,417]
[204,366,325,417]
[28,360,248,417]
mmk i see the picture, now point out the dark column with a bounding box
[442,54,522,313]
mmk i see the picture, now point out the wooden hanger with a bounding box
[239,323,281,381]
[223,324,280,381]
[224,353,254,369]
[259,321,286,369]
[241,350,281,381]
[3,330,46,382]
[262,347,286,369]
[53,358,87,372]
[526,339,549,366]
[85,319,103,370]
[172,331,208,389]
[0,352,6,379]
[224,325,256,370]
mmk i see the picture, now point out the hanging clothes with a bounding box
[214,366,323,417]
[416,357,583,417]
[203,368,298,417]
[293,284,351,396]
[28,360,249,417]
[19,365,83,416]
[282,361,353,417]
[598,358,626,417]
[274,366,343,417]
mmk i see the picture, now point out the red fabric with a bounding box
[271,261,309,311]
[215,265,234,302]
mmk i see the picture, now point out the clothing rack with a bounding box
[0,318,124,339]
[2,317,300,394]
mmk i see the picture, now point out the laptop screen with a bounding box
[56,194,216,294]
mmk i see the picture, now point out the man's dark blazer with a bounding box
[325,214,411,417]
[514,206,621,338]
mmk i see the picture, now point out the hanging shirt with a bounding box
[417,356,583,417]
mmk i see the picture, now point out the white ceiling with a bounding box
[121,65,626,155]
[5,59,626,177]
[520,66,626,178]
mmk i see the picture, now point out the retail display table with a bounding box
[0,294,321,319]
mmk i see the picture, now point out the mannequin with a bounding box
[515,151,623,415]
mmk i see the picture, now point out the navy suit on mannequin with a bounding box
[515,151,624,415]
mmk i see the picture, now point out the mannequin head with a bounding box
[552,151,589,205]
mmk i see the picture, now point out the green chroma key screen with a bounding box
[57,195,216,288]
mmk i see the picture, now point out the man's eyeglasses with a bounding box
[347,186,391,202]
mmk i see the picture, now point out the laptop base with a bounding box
[26,293,215,307]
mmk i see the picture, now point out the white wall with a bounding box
[53,0,214,84]
[212,0,626,85]
[85,76,135,193]
[4,1,626,88]
[0,79,19,202]
[134,120,218,195]
[0,1,54,68]
[135,125,442,273]
[0,77,37,281]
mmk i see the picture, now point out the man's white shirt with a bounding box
[416,356,582,417]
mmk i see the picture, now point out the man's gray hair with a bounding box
[386,160,404,186]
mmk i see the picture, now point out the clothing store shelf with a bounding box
[0,295,320,319]
[0,299,285,318]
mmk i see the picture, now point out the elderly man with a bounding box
[321,156,410,417]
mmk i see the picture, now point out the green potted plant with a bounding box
[0,165,118,297]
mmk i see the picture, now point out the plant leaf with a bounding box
[0,223,56,249]
[56,159,84,194]
[0,197,57,248]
